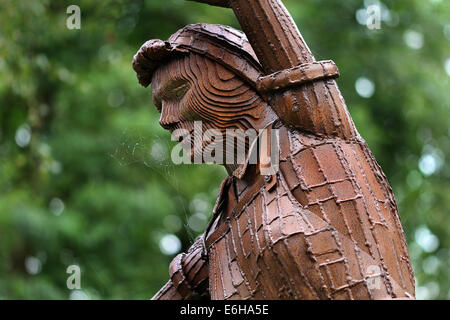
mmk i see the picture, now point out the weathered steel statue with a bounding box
[132,0,415,300]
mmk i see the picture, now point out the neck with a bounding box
[223,103,279,182]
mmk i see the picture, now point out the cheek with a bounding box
[180,92,210,122]
[180,86,241,131]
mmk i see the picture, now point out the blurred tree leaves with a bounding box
[0,0,448,299]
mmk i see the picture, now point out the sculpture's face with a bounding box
[151,53,266,164]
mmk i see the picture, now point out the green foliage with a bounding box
[0,0,448,299]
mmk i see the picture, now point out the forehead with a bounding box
[151,57,187,97]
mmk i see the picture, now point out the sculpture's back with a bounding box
[205,125,415,299]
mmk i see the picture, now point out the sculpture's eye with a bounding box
[170,82,190,101]
[153,79,189,113]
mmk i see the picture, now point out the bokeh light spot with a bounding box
[25,256,42,275]
[188,213,207,232]
[422,255,440,275]
[159,234,181,256]
[415,226,439,253]
[444,58,450,76]
[163,215,182,233]
[69,290,89,300]
[15,124,31,148]
[49,198,65,216]
[355,77,375,98]
[403,30,424,49]
[150,142,167,162]
[107,90,125,108]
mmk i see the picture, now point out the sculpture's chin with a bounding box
[175,125,253,166]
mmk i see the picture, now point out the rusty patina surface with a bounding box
[132,0,415,300]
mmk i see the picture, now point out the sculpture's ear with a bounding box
[186,0,231,8]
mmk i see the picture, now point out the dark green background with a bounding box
[0,0,448,299]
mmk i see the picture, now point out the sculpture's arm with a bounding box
[151,236,209,300]
[151,279,184,300]
[187,0,357,140]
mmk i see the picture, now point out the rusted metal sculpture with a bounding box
[132,0,415,300]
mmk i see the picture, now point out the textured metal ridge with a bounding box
[257,60,340,93]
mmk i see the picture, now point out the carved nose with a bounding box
[159,103,180,130]
[159,115,180,130]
